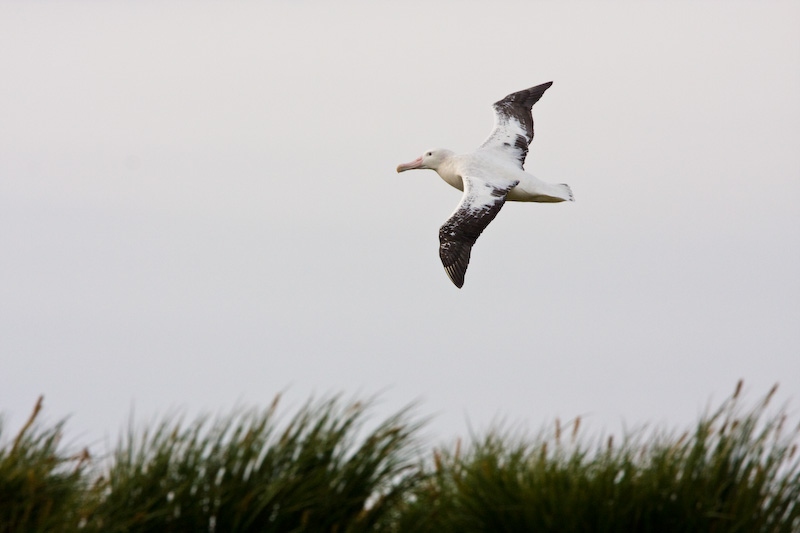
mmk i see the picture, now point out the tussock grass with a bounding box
[82,396,422,532]
[394,381,800,533]
[0,397,89,533]
[1,382,798,532]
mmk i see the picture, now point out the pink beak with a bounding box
[396,156,423,173]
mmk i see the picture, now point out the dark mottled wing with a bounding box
[439,175,519,288]
[478,81,553,169]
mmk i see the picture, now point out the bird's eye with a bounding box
[426,152,432,156]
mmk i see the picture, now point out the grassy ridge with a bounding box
[394,383,800,532]
[1,383,798,532]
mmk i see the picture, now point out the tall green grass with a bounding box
[1,382,798,532]
[82,396,422,532]
[395,382,800,533]
[0,397,89,533]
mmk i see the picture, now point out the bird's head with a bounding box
[396,149,453,173]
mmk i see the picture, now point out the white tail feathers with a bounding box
[522,183,573,203]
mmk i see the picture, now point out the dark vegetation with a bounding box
[1,382,798,532]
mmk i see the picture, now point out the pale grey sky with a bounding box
[1,2,799,445]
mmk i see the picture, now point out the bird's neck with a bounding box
[434,155,463,192]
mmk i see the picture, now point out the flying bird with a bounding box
[397,81,573,288]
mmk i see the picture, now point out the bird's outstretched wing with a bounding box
[478,81,553,169]
[439,175,519,288]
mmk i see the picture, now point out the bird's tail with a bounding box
[527,183,573,203]
[560,183,574,202]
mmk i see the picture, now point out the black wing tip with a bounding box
[527,80,554,97]
[494,81,554,109]
[444,265,465,288]
[450,270,465,288]
[440,243,472,289]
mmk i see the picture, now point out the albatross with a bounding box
[397,81,573,288]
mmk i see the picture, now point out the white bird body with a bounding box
[396,81,572,288]
[433,151,573,203]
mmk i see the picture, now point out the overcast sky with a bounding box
[1,2,799,447]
